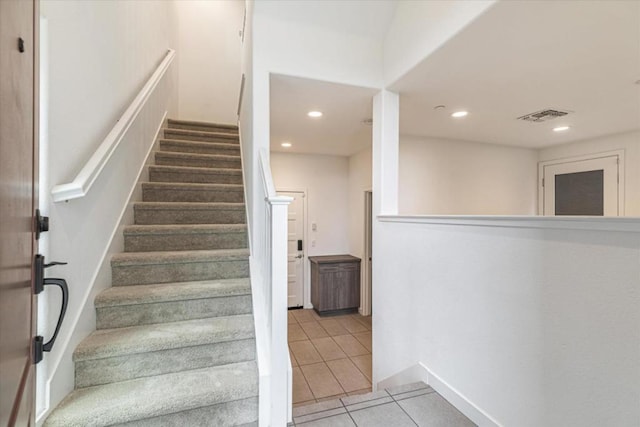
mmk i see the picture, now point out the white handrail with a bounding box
[51,49,176,202]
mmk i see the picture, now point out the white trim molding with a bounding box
[51,49,175,202]
[378,214,640,233]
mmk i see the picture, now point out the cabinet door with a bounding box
[319,266,341,311]
[340,267,360,309]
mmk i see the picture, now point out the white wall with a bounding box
[270,152,351,308]
[383,0,496,85]
[539,130,640,216]
[373,218,640,426]
[175,0,244,124]
[39,0,177,421]
[399,136,538,215]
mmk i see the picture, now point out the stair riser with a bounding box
[167,122,239,134]
[149,169,243,185]
[124,232,248,252]
[75,339,255,388]
[135,208,246,225]
[163,130,239,143]
[160,141,240,156]
[112,259,249,286]
[96,295,252,329]
[114,397,258,427]
[142,188,244,203]
[156,154,241,169]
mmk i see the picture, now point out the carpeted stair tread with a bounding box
[134,201,245,210]
[43,361,258,427]
[167,118,238,132]
[148,165,242,181]
[141,181,243,192]
[74,315,255,362]
[124,223,246,236]
[123,224,247,252]
[163,128,239,142]
[155,151,241,170]
[159,139,240,156]
[141,182,244,203]
[111,248,249,267]
[133,202,246,225]
[95,278,251,307]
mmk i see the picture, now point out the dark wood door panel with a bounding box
[0,0,37,425]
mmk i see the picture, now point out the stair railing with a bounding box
[51,49,175,202]
[256,148,292,425]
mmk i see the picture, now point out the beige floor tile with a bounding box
[359,315,372,328]
[311,337,348,361]
[288,323,309,342]
[300,362,345,399]
[299,320,329,339]
[347,388,372,397]
[352,331,372,352]
[337,316,369,334]
[293,400,317,408]
[326,358,371,393]
[332,334,369,357]
[351,314,372,330]
[288,311,298,325]
[310,309,323,321]
[317,393,347,403]
[292,309,316,323]
[290,340,324,365]
[350,354,372,381]
[317,319,349,336]
[290,349,299,367]
[293,367,315,403]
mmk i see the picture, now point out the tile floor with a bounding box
[288,309,372,407]
[289,381,477,427]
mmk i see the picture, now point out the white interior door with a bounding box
[542,155,620,216]
[280,191,304,308]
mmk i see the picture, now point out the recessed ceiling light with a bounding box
[451,111,468,118]
[281,142,292,148]
[553,126,570,132]
[434,105,446,110]
[308,111,323,118]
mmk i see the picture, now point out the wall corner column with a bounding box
[372,90,399,216]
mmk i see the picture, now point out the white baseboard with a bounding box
[377,362,501,427]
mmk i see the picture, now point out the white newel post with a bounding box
[268,195,293,426]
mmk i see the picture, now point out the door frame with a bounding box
[277,188,310,309]
[362,190,373,316]
[538,150,624,216]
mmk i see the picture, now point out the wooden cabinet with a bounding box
[309,255,361,315]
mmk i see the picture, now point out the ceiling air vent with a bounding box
[517,109,570,123]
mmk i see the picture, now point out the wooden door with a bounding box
[0,1,38,426]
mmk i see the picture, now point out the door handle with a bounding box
[295,254,304,259]
[33,255,69,364]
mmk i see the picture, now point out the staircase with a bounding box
[45,119,258,427]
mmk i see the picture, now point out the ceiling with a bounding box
[391,0,640,148]
[270,75,376,156]
[270,1,640,156]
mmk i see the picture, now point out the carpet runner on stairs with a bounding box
[44,119,258,427]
